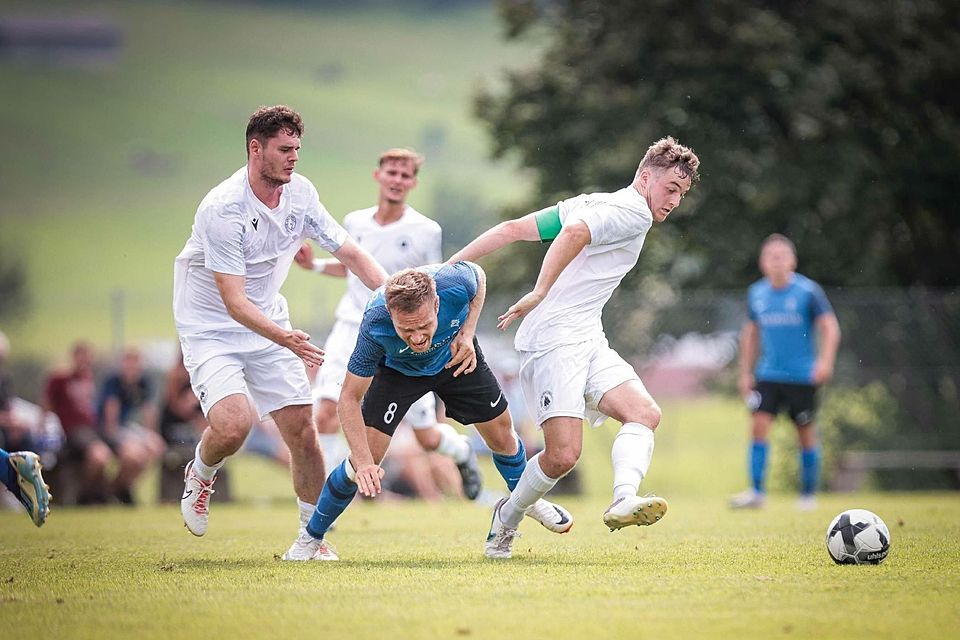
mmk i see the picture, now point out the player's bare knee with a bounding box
[542,446,580,477]
[626,400,661,431]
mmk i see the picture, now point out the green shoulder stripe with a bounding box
[534,205,561,243]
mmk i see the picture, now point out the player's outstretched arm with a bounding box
[447,213,541,264]
[497,220,591,330]
[213,272,324,368]
[294,242,347,277]
[338,372,384,497]
[447,262,486,377]
[332,237,388,291]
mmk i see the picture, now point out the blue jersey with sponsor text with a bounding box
[748,273,833,384]
[347,262,478,377]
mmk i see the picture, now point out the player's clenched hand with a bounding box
[446,333,477,377]
[294,243,314,270]
[284,329,324,369]
[355,463,385,497]
[497,291,544,330]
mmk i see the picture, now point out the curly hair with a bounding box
[385,269,437,314]
[245,105,304,155]
[637,136,700,183]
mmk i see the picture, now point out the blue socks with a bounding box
[800,447,820,495]
[307,460,357,540]
[750,441,768,493]
[491,438,526,490]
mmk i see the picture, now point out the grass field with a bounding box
[0,0,537,358]
[2,397,958,638]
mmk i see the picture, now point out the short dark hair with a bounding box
[245,105,304,155]
[638,136,701,183]
[385,269,437,314]
[761,233,797,256]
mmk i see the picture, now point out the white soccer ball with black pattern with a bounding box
[825,509,891,565]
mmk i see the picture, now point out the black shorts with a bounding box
[362,340,508,436]
[749,380,819,426]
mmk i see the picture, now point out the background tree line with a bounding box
[476,0,960,488]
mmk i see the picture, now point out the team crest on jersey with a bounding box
[284,214,297,233]
[539,390,553,413]
[397,236,412,251]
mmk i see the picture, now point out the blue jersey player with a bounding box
[293,262,573,560]
[731,234,841,511]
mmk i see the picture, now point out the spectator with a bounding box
[43,341,112,504]
[158,346,206,456]
[97,346,166,505]
[0,330,34,452]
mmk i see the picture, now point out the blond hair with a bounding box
[637,136,700,183]
[378,148,424,175]
[385,269,437,314]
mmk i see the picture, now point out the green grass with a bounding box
[2,397,958,638]
[0,0,538,358]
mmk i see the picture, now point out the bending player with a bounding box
[294,263,573,560]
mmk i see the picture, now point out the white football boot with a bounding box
[485,498,520,559]
[281,531,339,561]
[795,494,817,512]
[181,460,216,536]
[524,498,574,534]
[729,488,766,509]
[603,494,668,531]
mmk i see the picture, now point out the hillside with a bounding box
[0,0,537,359]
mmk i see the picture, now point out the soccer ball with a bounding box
[825,509,891,565]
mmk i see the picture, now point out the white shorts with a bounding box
[313,319,360,403]
[179,328,312,420]
[519,336,640,428]
[312,319,437,429]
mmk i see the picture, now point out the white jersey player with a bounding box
[450,137,701,558]
[174,105,387,562]
[294,148,482,499]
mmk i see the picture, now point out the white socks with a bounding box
[611,422,655,500]
[194,441,225,481]
[298,498,314,531]
[434,422,471,464]
[502,453,558,528]
[318,433,349,472]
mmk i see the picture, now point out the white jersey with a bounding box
[514,186,653,352]
[332,205,442,322]
[174,167,348,336]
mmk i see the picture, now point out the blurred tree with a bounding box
[0,252,29,322]
[477,0,960,289]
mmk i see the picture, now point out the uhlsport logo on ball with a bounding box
[825,508,891,565]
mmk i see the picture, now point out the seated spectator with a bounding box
[244,414,291,468]
[97,346,166,505]
[0,330,34,452]
[159,346,206,455]
[380,422,464,501]
[43,341,113,504]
